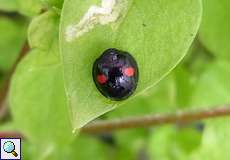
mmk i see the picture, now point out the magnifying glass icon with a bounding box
[3,141,18,157]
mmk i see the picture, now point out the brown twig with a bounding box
[0,100,10,122]
[82,105,230,133]
[0,131,23,138]
[0,106,230,137]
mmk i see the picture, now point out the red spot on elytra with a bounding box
[97,74,107,84]
[124,67,135,77]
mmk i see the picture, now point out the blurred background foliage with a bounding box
[0,0,230,159]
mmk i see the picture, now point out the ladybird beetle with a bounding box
[92,48,139,101]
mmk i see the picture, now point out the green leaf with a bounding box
[148,125,202,160]
[0,122,16,130]
[199,0,230,59]
[107,74,177,118]
[9,11,73,158]
[60,0,202,129]
[0,17,27,72]
[191,60,230,107]
[114,129,149,160]
[22,141,33,160]
[174,67,194,108]
[10,50,73,158]
[32,134,109,160]
[61,135,109,160]
[0,0,17,12]
[25,134,101,160]
[188,118,230,160]
[28,9,59,50]
[183,39,213,77]
[16,0,64,16]
[41,0,64,8]
[16,0,43,16]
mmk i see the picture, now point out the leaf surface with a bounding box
[60,0,202,129]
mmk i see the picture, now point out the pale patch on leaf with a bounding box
[65,0,128,42]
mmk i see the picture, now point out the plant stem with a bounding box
[0,131,23,138]
[0,106,230,137]
[82,105,230,133]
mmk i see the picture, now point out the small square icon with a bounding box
[0,138,21,160]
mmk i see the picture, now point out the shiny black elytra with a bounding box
[92,48,139,101]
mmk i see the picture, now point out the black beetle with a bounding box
[92,48,139,101]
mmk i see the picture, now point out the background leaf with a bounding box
[199,0,230,59]
[188,118,230,160]
[60,0,202,129]
[148,125,202,160]
[28,9,59,50]
[16,0,43,17]
[9,11,73,158]
[41,0,64,8]
[0,17,27,72]
[113,129,149,160]
[191,60,230,107]
[24,134,110,160]
[0,0,18,12]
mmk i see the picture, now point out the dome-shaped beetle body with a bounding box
[92,48,139,101]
